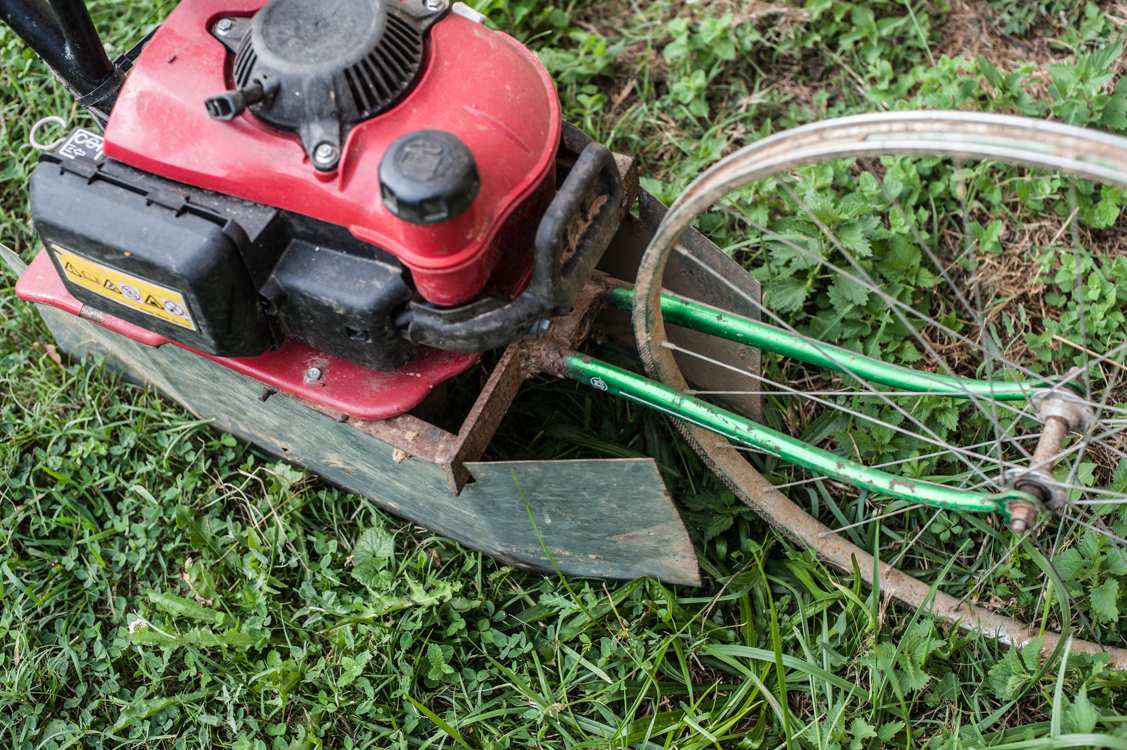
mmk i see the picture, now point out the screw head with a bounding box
[313,142,338,167]
[216,18,234,33]
[425,0,442,10]
[532,318,553,336]
[304,367,323,383]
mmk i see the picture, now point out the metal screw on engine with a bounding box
[216,18,234,34]
[304,367,323,384]
[313,143,338,167]
[425,0,442,10]
[532,318,553,336]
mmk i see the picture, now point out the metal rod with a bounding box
[0,0,70,79]
[606,286,1071,401]
[47,0,114,87]
[1030,416,1069,470]
[0,0,116,102]
[555,349,1037,518]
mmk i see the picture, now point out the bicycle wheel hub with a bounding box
[1004,392,1095,511]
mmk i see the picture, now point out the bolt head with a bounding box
[313,142,338,166]
[216,18,233,33]
[533,318,553,336]
[425,0,442,10]
[304,367,323,383]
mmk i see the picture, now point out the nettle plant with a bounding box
[984,0,1095,37]
[691,160,969,471]
[1045,39,1127,129]
[721,160,940,360]
[1027,247,1127,371]
[699,139,1127,472]
[662,14,737,119]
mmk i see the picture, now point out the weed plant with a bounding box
[4,0,1127,748]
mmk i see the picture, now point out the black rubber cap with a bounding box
[379,130,480,225]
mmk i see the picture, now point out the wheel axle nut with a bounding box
[1006,501,1038,533]
[1030,392,1094,433]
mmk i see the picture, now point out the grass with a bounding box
[4,0,1127,748]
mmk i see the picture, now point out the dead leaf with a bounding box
[31,342,63,366]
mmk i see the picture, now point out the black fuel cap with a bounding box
[379,130,480,225]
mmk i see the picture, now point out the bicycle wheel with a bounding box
[632,111,1127,664]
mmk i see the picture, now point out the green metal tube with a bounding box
[562,352,1036,517]
[608,287,1055,401]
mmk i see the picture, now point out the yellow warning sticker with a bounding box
[50,244,197,331]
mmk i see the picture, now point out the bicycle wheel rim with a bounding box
[633,111,1127,666]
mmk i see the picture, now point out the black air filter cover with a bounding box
[225,0,447,170]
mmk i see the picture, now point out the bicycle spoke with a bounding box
[1067,182,1094,400]
[817,503,922,539]
[721,202,1063,406]
[956,518,1045,610]
[1052,510,1127,548]
[777,177,1041,447]
[661,339,1026,484]
[630,112,1127,651]
[1034,507,1074,618]
[1030,534,1102,638]
[889,508,943,567]
[765,438,1043,493]
[665,247,1043,484]
[1056,334,1127,510]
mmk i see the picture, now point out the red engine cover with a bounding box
[103,0,561,306]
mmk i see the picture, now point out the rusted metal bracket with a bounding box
[326,271,617,494]
[276,153,639,495]
[283,149,763,499]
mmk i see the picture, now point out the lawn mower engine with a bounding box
[9,0,624,417]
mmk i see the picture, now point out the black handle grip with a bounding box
[532,141,625,315]
[0,0,122,120]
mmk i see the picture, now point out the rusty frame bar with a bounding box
[280,153,640,495]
